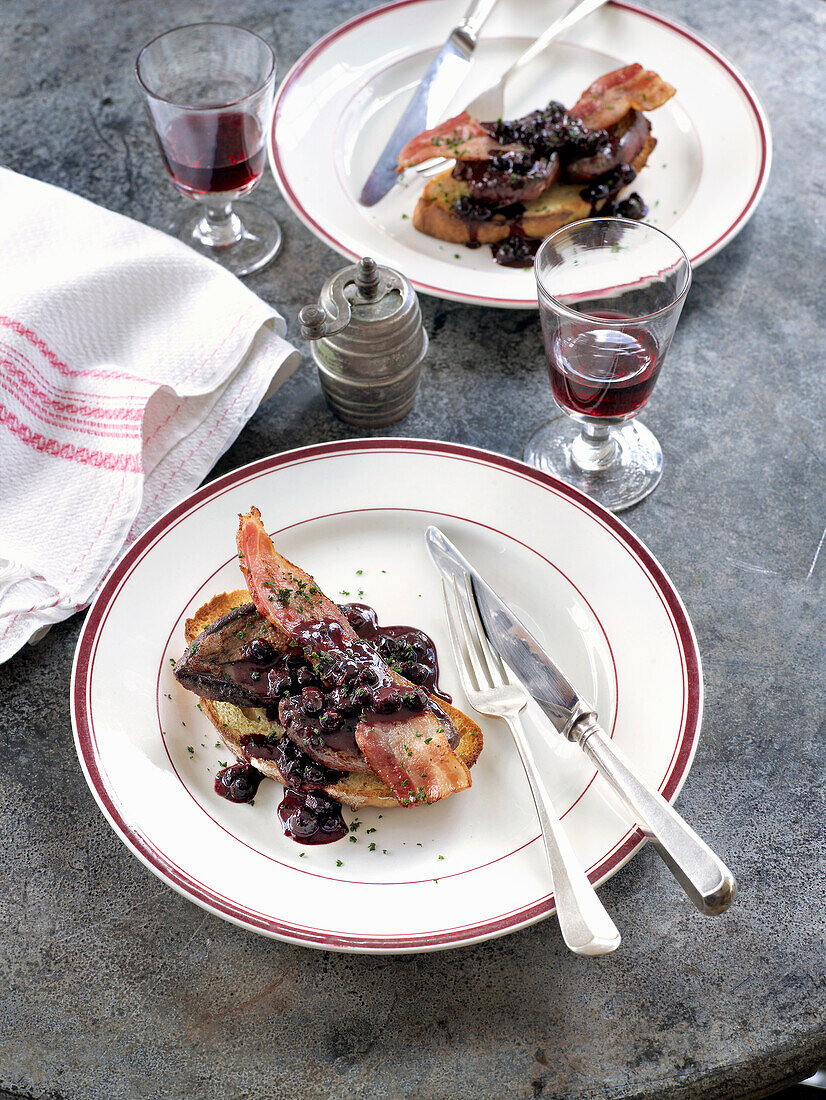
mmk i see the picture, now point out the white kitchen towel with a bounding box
[0,167,300,663]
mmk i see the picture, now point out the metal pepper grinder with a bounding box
[299,257,428,428]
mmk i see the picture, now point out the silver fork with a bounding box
[442,573,621,956]
[414,0,611,179]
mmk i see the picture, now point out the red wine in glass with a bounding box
[547,312,661,419]
[157,111,265,197]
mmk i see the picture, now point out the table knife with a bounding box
[425,525,736,915]
[359,0,500,206]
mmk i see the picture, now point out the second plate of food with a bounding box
[270,0,770,307]
[72,440,702,953]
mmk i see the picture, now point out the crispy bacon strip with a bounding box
[236,508,471,805]
[355,711,470,806]
[570,63,676,130]
[237,507,354,637]
[396,111,512,170]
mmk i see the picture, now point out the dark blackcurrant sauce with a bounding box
[449,100,650,267]
[214,762,262,803]
[491,237,542,268]
[219,630,315,706]
[238,732,339,788]
[214,602,449,845]
[344,602,449,702]
[277,791,347,845]
[213,761,261,805]
[232,732,349,845]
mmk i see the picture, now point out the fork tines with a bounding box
[441,572,510,695]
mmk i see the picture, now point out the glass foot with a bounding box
[524,415,663,512]
[169,200,282,276]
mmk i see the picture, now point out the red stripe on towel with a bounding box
[0,404,142,472]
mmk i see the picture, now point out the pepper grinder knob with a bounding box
[355,256,380,298]
[299,304,328,340]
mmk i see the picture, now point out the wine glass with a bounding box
[525,218,691,512]
[136,23,281,276]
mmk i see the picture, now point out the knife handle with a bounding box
[457,0,500,44]
[571,715,737,915]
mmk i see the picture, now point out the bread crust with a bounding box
[185,591,483,810]
[413,132,657,246]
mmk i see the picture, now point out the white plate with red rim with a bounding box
[71,439,702,953]
[269,0,771,308]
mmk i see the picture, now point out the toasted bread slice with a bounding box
[413,133,656,246]
[185,591,483,810]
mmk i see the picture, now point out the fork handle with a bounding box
[571,715,736,915]
[504,713,620,956]
[503,0,610,86]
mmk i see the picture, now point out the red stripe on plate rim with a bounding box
[269,0,771,306]
[71,439,702,952]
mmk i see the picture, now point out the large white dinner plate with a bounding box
[71,440,702,953]
[269,0,771,308]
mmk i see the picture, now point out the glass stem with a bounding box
[196,201,244,248]
[570,420,620,473]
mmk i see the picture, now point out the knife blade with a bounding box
[359,0,500,207]
[425,524,592,735]
[425,525,737,915]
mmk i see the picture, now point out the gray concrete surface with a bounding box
[1,0,824,1097]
